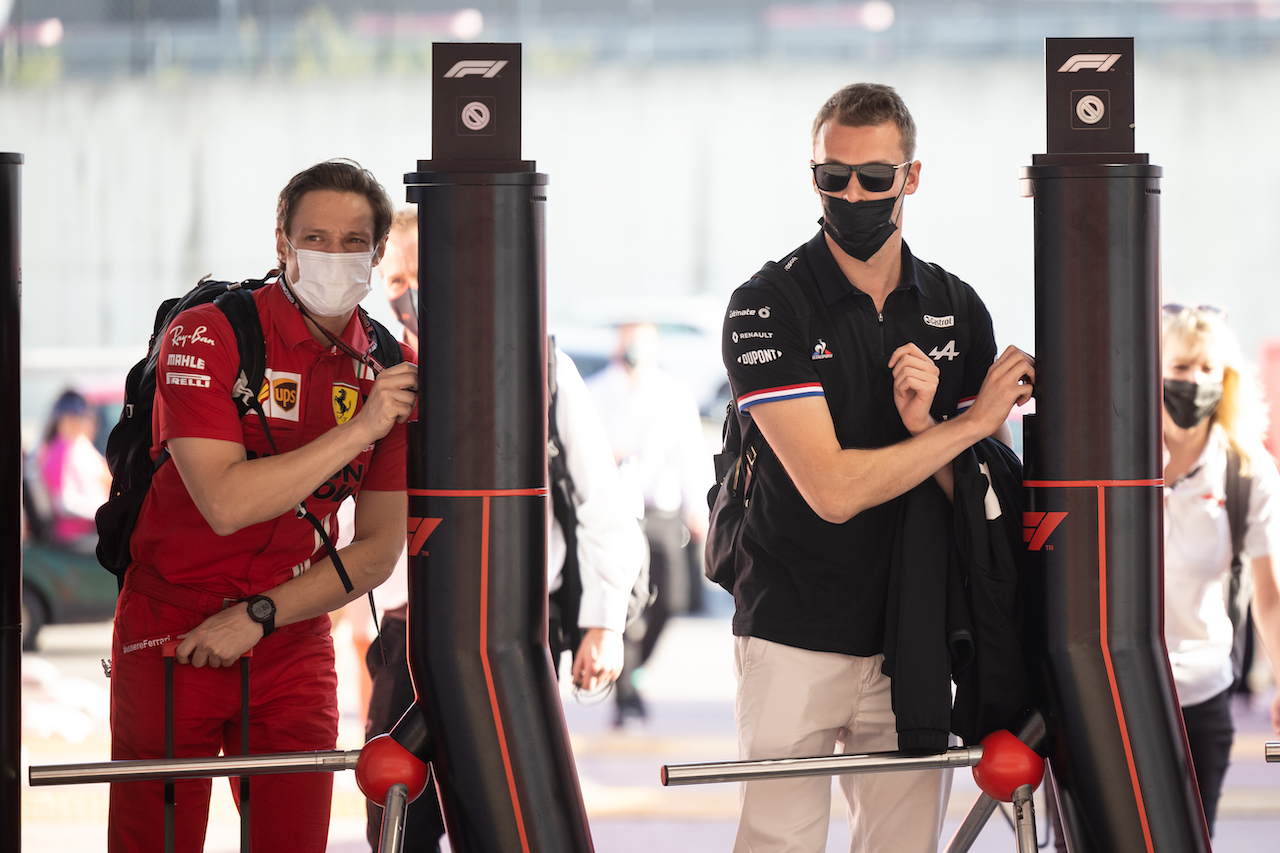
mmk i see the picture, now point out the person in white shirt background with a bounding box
[586,323,713,727]
[1161,303,1280,836]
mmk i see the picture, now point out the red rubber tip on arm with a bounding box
[971,729,1045,802]
[356,734,430,804]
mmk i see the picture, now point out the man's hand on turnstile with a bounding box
[966,346,1035,436]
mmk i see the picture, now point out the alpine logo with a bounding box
[1057,54,1122,73]
[407,516,443,556]
[443,60,508,78]
[811,339,833,360]
[1024,511,1068,551]
[929,340,959,361]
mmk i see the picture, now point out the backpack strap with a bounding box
[213,285,360,596]
[1225,447,1250,572]
[364,311,406,369]
[1224,446,1252,681]
[731,260,814,498]
[546,339,584,657]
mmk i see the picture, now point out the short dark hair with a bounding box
[811,83,917,161]
[276,159,394,242]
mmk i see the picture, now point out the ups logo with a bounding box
[273,379,299,411]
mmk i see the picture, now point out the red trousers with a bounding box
[108,575,339,853]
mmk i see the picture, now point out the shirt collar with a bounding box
[265,281,370,355]
[1168,429,1223,491]
[806,230,928,306]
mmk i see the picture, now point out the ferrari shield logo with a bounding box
[332,384,358,425]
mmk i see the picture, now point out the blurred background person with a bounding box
[35,389,111,553]
[1161,304,1280,836]
[586,322,713,727]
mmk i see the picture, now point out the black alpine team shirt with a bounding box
[723,231,998,656]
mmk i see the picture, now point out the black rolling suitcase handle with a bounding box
[162,640,253,853]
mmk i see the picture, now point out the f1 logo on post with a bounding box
[1057,53,1122,73]
[407,516,443,556]
[443,60,508,78]
[1024,511,1068,551]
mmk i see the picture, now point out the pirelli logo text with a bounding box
[167,372,211,388]
[1057,54,1122,73]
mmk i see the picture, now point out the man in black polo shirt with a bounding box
[722,84,1034,852]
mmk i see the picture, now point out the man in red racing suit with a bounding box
[108,160,418,853]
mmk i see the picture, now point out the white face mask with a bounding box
[285,238,375,317]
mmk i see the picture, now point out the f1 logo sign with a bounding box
[1024,511,1068,551]
[1057,54,1122,73]
[443,60,508,78]
[407,516,443,556]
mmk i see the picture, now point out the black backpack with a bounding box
[704,261,811,593]
[95,272,404,593]
[546,340,654,660]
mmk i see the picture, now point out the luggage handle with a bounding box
[161,640,253,853]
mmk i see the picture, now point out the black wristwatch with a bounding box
[246,595,276,638]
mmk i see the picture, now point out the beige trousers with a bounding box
[732,636,952,853]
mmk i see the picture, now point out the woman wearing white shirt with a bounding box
[1162,304,1280,835]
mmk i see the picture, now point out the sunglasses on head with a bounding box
[1163,303,1226,320]
[811,161,912,193]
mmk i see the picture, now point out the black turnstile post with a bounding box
[396,43,593,853]
[1021,39,1209,853]
[0,152,23,853]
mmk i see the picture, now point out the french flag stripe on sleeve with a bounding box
[738,383,825,412]
[957,395,977,412]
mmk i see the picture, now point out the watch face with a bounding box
[249,598,274,621]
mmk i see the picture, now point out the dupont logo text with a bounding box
[1024,511,1068,551]
[443,60,508,78]
[1057,54,1122,73]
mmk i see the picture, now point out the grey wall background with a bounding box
[7,52,1280,432]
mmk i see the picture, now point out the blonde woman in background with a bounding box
[1161,304,1280,836]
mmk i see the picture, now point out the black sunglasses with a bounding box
[811,161,912,193]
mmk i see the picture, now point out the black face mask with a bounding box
[1163,377,1223,429]
[817,168,910,262]
[389,287,418,339]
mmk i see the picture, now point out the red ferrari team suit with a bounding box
[107,282,413,853]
